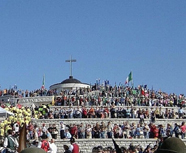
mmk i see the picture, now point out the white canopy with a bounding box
[0,107,14,118]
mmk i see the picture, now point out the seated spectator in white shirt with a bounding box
[64,129,72,139]
[46,130,52,141]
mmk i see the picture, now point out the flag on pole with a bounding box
[41,75,45,90]
[125,71,132,84]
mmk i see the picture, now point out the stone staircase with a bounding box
[32,118,186,152]
[54,139,159,153]
[6,95,186,152]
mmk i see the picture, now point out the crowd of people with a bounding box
[0,102,185,152]
[92,143,159,153]
[58,120,186,140]
[0,83,186,152]
[33,104,185,122]
[52,85,186,107]
[1,84,186,108]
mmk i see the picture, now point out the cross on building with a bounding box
[65,56,76,77]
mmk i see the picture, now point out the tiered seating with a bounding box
[2,86,186,152]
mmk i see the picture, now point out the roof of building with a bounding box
[49,75,90,89]
[61,76,81,84]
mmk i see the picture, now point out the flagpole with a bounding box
[131,70,133,88]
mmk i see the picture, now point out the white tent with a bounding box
[0,107,14,118]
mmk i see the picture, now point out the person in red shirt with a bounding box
[88,106,95,118]
[153,125,159,138]
[40,135,50,152]
[69,137,79,153]
[70,124,78,138]
[82,107,87,118]
[180,121,186,139]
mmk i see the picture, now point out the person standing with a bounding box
[180,121,186,139]
[64,145,72,153]
[40,135,50,152]
[48,139,57,153]
[4,129,19,153]
[174,123,180,138]
[69,138,79,153]
[60,121,66,139]
[100,122,106,138]
[106,121,113,138]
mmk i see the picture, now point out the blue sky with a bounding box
[0,1,186,95]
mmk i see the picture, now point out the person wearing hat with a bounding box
[4,129,19,153]
[40,134,50,152]
[155,137,186,153]
[69,137,79,153]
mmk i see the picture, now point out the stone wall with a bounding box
[51,138,186,153]
[13,95,186,152]
[33,118,185,129]
[32,118,186,153]
[50,105,181,110]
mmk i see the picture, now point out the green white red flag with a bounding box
[125,72,132,84]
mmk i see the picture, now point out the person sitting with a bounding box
[64,129,72,139]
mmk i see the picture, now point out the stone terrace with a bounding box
[33,118,186,130]
[12,95,186,152]
[32,117,186,152]
[42,138,186,153]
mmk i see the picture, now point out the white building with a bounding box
[49,76,90,93]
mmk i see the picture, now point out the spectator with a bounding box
[70,124,78,139]
[51,124,58,139]
[93,122,100,138]
[78,123,85,139]
[100,122,106,138]
[69,137,79,153]
[110,105,116,118]
[86,124,92,139]
[173,123,180,138]
[48,139,57,153]
[60,122,66,139]
[180,121,186,139]
[64,145,72,153]
[46,130,52,141]
[166,123,173,137]
[106,121,113,138]
[4,129,19,153]
[82,106,87,118]
[178,106,184,119]
[143,123,150,139]
[40,134,50,152]
[64,129,72,139]
[42,123,47,135]
[88,106,95,118]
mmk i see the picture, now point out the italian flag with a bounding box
[125,72,132,84]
